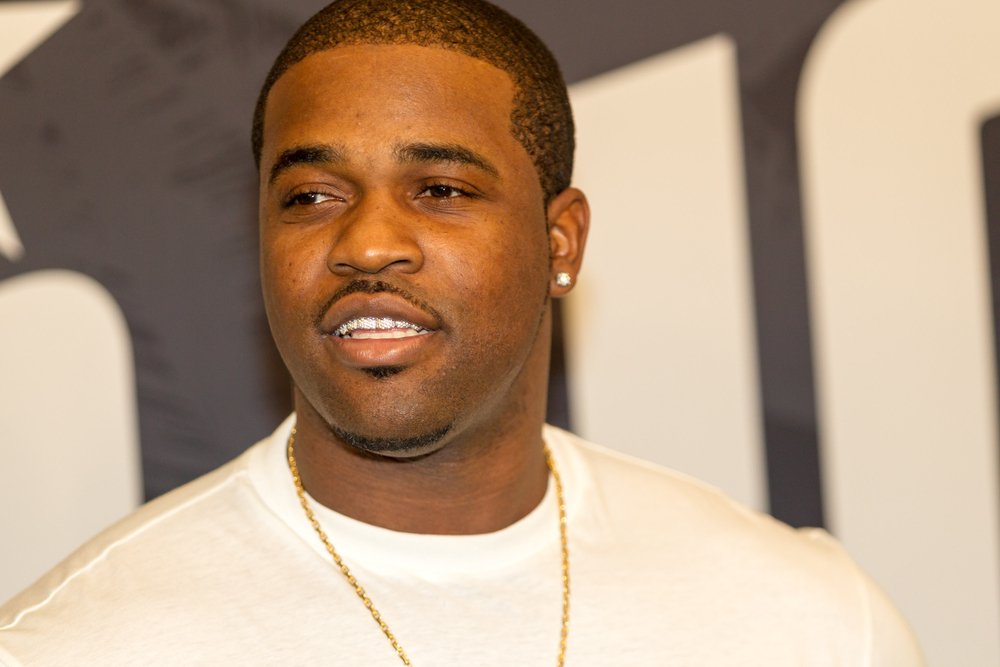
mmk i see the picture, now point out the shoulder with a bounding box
[0,426,290,664]
[548,425,846,571]
[0,414,303,632]
[0,418,325,665]
[547,424,783,534]
[0,438,285,666]
[546,426,925,664]
[0,445,256,630]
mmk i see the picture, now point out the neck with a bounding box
[290,342,553,535]
[292,416,549,534]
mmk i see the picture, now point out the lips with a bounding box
[319,290,442,368]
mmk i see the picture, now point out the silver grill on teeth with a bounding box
[334,317,428,337]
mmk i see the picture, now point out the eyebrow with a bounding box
[268,144,345,184]
[267,141,501,184]
[394,142,500,179]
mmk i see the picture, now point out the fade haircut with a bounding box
[251,0,574,204]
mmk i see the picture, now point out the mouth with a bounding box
[319,288,442,369]
[334,317,432,340]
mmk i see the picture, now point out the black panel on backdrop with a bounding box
[1,0,843,526]
[0,0,315,498]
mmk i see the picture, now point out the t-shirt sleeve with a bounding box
[863,573,927,666]
[798,527,926,665]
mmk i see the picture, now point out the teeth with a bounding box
[334,317,430,338]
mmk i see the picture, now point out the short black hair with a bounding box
[251,0,574,203]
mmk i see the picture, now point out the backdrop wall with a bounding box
[1,1,996,663]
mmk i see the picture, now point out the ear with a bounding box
[546,187,590,297]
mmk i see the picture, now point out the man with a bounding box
[0,0,924,664]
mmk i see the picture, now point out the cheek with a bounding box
[261,245,318,339]
[492,218,551,291]
[262,227,326,295]
[451,223,549,331]
[435,220,546,299]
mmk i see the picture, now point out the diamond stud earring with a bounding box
[555,272,573,288]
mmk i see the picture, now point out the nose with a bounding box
[327,194,424,277]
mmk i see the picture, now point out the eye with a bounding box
[282,190,340,209]
[418,183,472,199]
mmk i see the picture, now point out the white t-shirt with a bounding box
[0,417,924,666]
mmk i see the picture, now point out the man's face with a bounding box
[259,44,555,456]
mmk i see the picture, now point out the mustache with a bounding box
[314,279,442,328]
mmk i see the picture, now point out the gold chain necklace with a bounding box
[287,426,570,666]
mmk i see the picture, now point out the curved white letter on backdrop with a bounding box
[567,35,765,511]
[0,271,141,601]
[801,0,1000,663]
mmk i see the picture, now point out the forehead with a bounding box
[260,44,522,169]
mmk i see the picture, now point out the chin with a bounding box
[329,420,454,458]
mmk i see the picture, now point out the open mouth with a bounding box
[333,317,432,340]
